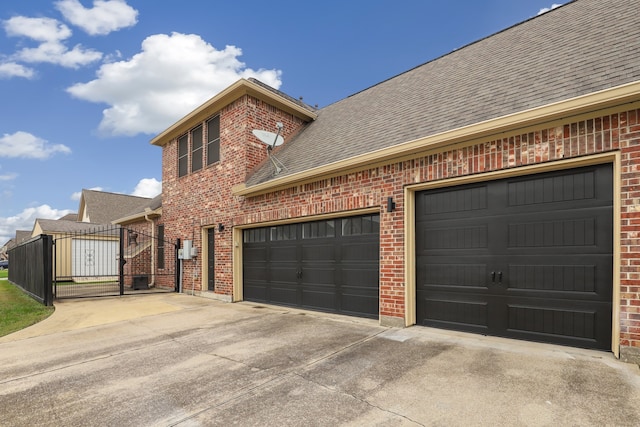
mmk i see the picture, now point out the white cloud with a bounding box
[14,41,103,68]
[0,172,18,181]
[0,131,72,159]
[0,62,35,79]
[3,15,102,68]
[0,204,73,245]
[3,16,72,42]
[67,32,283,136]
[55,0,138,36]
[132,178,161,198]
[538,3,563,15]
[71,187,103,201]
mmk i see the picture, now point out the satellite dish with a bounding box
[252,129,284,148]
[251,123,287,175]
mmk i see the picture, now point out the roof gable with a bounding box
[78,189,152,224]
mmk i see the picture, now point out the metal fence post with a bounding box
[119,226,125,295]
[175,238,180,292]
[42,234,53,306]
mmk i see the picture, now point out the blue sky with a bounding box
[0,0,564,244]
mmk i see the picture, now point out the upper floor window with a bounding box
[207,115,220,166]
[177,114,219,177]
[191,125,203,172]
[178,134,189,177]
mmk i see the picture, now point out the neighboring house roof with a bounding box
[15,230,32,245]
[33,219,119,236]
[113,194,162,225]
[59,213,78,221]
[77,189,152,224]
[241,0,640,190]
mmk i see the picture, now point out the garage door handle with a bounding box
[297,269,303,279]
[490,271,503,284]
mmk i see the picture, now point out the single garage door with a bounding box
[416,164,613,350]
[243,214,380,318]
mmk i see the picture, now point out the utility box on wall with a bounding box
[181,240,193,260]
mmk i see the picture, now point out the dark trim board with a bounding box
[416,164,613,350]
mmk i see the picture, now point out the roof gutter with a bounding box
[233,80,640,197]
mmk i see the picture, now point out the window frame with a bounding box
[178,134,189,177]
[191,124,203,172]
[206,115,220,166]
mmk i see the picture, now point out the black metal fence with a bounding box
[6,224,179,304]
[7,235,53,306]
[53,224,179,299]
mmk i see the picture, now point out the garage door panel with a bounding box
[341,293,378,318]
[420,296,489,331]
[341,240,379,261]
[418,184,489,219]
[506,302,611,348]
[270,264,298,282]
[244,282,267,301]
[302,242,335,262]
[506,258,612,298]
[302,284,336,311]
[418,261,489,288]
[343,267,379,287]
[416,164,613,350]
[269,283,299,306]
[419,224,489,251]
[302,266,334,285]
[506,211,612,253]
[270,244,298,260]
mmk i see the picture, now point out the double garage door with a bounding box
[243,214,380,318]
[416,164,613,350]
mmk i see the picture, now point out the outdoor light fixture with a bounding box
[218,223,224,232]
[387,197,396,213]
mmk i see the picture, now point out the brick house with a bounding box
[152,0,640,363]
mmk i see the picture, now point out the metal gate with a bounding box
[53,224,179,299]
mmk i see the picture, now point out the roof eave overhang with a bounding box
[150,79,318,147]
[112,207,162,226]
[233,80,640,197]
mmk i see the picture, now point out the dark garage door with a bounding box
[416,164,613,350]
[243,214,380,318]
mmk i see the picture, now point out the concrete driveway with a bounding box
[1,294,639,426]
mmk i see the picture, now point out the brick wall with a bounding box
[162,95,308,294]
[161,95,640,354]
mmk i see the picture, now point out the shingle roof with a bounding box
[113,193,162,223]
[58,213,78,221]
[36,219,119,236]
[81,189,151,224]
[246,0,640,186]
[15,230,32,244]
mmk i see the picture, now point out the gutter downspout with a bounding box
[145,213,156,288]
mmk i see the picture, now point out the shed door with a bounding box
[243,214,380,318]
[416,164,613,350]
[71,239,119,277]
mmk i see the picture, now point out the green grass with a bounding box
[0,274,54,337]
